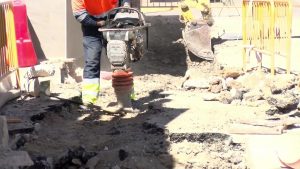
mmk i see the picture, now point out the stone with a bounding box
[223,68,242,79]
[219,91,233,104]
[34,123,41,133]
[265,105,279,116]
[266,94,299,113]
[210,84,223,93]
[243,90,263,102]
[0,116,9,149]
[0,151,34,168]
[236,71,268,90]
[226,79,243,90]
[72,158,82,166]
[271,74,296,94]
[183,78,210,89]
[209,77,221,85]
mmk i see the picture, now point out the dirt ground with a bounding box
[1,52,267,169]
[1,8,300,169]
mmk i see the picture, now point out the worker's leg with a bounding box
[82,36,102,105]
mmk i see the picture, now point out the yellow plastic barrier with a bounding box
[0,0,18,77]
[242,0,292,75]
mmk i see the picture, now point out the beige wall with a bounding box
[66,0,84,67]
[26,0,66,61]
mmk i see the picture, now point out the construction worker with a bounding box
[71,0,131,106]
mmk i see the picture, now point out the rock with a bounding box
[236,71,268,90]
[226,79,243,90]
[34,123,41,132]
[230,88,243,100]
[0,151,34,168]
[104,146,109,151]
[0,116,9,149]
[72,158,82,166]
[243,90,263,102]
[271,74,296,94]
[219,91,233,104]
[265,105,279,116]
[202,93,219,101]
[30,156,53,169]
[209,77,221,85]
[210,84,223,93]
[183,78,210,89]
[267,94,299,113]
[223,68,242,79]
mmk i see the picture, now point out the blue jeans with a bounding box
[82,35,103,79]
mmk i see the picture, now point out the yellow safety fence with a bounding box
[242,0,292,75]
[0,0,18,78]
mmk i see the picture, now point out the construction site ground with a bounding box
[1,9,300,169]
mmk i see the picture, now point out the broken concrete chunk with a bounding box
[183,78,210,89]
[219,91,233,104]
[267,94,299,113]
[210,84,223,93]
[265,105,279,116]
[226,78,243,90]
[223,68,242,79]
[208,77,222,85]
[0,116,9,149]
[0,151,34,168]
[23,64,55,79]
[243,90,263,102]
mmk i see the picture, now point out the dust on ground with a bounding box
[0,51,252,169]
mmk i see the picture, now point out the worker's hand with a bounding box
[96,20,106,27]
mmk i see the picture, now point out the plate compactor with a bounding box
[99,7,150,112]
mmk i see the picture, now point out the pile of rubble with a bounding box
[183,68,300,116]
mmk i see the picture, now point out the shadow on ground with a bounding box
[0,88,187,169]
